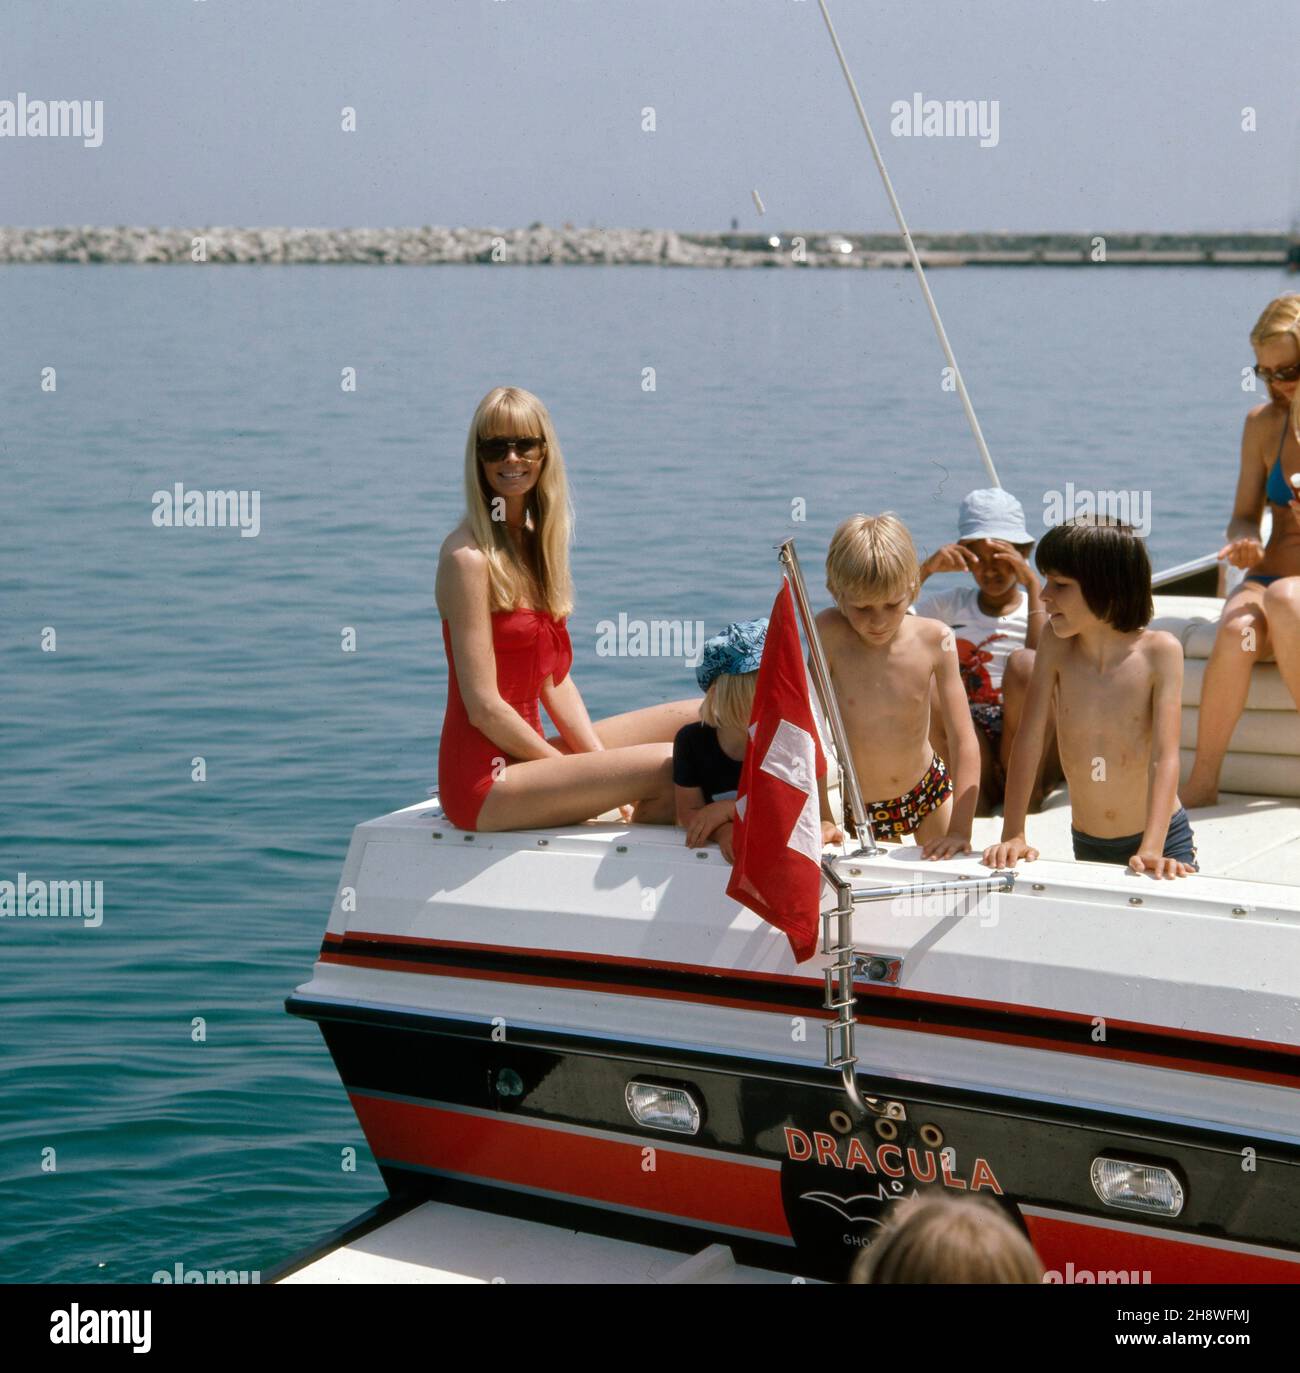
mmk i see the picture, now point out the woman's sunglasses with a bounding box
[478,436,545,462]
[1253,361,1300,385]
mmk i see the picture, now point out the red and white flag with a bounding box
[726,578,829,963]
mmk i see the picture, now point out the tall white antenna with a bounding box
[817,0,1002,489]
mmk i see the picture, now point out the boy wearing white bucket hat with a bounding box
[914,488,1060,811]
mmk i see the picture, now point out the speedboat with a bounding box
[276,550,1300,1285]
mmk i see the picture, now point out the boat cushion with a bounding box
[1152,594,1299,798]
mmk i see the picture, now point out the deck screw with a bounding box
[616,845,628,854]
[848,867,862,876]
[1032,883,1045,892]
[696,851,708,859]
[463,834,475,842]
[1232,907,1248,916]
[432,831,443,839]
[1128,896,1143,906]
[537,838,548,847]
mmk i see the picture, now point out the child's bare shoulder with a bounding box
[1137,627,1183,670]
[908,613,951,655]
[815,605,850,643]
[1032,624,1068,673]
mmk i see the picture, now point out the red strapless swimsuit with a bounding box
[438,608,574,830]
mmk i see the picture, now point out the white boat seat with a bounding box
[1152,594,1300,798]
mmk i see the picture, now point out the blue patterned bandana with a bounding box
[696,618,768,691]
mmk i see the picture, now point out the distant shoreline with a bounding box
[0,225,1294,267]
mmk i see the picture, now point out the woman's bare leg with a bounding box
[546,697,701,753]
[1262,576,1300,706]
[1182,584,1269,807]
[476,697,707,829]
[515,697,700,828]
[475,743,674,832]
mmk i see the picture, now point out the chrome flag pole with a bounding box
[777,538,879,857]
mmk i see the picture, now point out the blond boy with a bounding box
[818,514,979,858]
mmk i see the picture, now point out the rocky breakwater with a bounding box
[0,224,794,266]
[0,225,1289,267]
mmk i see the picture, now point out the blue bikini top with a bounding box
[1267,415,1296,505]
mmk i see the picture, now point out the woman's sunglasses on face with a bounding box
[478,436,545,463]
[1253,361,1300,384]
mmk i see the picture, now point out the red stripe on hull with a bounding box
[318,950,1300,1091]
[1025,1212,1300,1284]
[321,929,1300,1063]
[349,1093,792,1240]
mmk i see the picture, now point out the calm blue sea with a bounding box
[0,261,1284,1282]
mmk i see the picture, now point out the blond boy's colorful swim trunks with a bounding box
[864,754,953,838]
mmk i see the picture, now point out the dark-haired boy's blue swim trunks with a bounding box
[1070,806,1198,870]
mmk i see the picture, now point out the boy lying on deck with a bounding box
[982,517,1199,878]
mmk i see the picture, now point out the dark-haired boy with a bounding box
[982,518,1197,878]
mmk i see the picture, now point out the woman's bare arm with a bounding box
[1222,409,1271,550]
[540,673,603,753]
[437,543,563,762]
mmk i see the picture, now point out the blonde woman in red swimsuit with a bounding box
[435,386,700,831]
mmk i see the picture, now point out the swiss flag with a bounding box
[726,578,829,963]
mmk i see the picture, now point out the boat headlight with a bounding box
[1090,1157,1185,1217]
[625,1081,701,1135]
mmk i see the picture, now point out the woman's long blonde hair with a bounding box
[1250,293,1300,443]
[463,387,574,617]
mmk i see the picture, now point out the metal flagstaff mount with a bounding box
[816,0,1002,491]
[777,537,1015,1118]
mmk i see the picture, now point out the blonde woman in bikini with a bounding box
[1183,294,1300,807]
[435,386,699,831]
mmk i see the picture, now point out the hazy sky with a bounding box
[6,0,1297,232]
